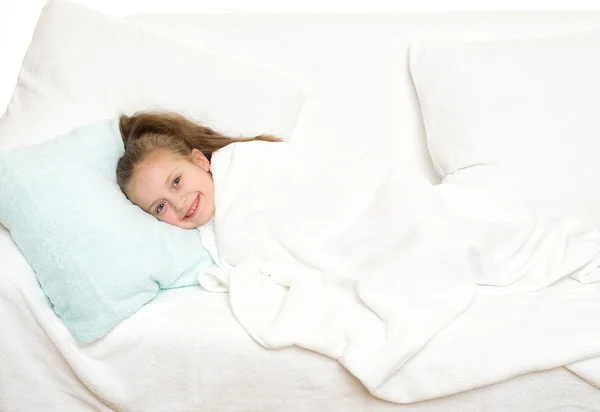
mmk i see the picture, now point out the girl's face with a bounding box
[127,148,215,229]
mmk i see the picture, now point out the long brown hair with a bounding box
[116,111,280,194]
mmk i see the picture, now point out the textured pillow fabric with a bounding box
[0,119,215,344]
[0,0,304,151]
[409,31,600,218]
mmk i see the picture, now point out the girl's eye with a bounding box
[156,202,166,214]
[173,176,181,188]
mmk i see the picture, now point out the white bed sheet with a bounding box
[4,11,600,411]
[2,232,600,412]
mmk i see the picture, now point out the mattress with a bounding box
[3,11,600,411]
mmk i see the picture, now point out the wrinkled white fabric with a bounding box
[208,141,600,403]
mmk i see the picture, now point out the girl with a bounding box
[116,112,281,228]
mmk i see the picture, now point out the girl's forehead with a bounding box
[133,150,181,186]
[143,149,182,168]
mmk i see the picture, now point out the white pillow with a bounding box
[0,0,304,150]
[409,31,600,218]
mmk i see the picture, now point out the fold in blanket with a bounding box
[201,141,600,403]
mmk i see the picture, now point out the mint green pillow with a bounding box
[0,119,214,344]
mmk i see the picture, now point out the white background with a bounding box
[1,0,599,112]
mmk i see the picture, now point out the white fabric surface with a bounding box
[205,141,600,403]
[409,31,600,220]
[5,10,600,411]
[0,0,304,151]
[3,224,600,412]
[128,11,600,184]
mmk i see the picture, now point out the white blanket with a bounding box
[202,141,600,403]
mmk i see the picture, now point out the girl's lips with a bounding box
[184,194,200,219]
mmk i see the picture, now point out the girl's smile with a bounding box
[184,194,201,220]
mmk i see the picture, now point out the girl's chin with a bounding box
[183,220,200,228]
[181,217,205,229]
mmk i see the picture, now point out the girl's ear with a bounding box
[190,148,210,172]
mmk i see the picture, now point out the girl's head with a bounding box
[116,112,280,229]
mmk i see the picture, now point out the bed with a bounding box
[3,9,600,411]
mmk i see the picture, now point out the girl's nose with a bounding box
[173,195,187,212]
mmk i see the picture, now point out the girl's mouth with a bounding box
[184,194,200,219]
